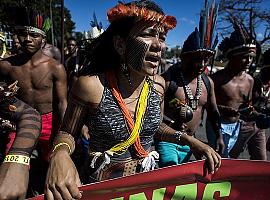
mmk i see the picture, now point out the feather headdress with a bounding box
[107,1,177,31]
[89,12,104,39]
[218,18,256,58]
[182,0,219,56]
[4,6,51,37]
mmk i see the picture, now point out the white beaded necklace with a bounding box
[180,71,203,111]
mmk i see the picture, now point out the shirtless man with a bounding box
[156,2,224,167]
[211,21,266,159]
[0,7,67,195]
[0,6,67,159]
[64,37,79,91]
[11,34,22,55]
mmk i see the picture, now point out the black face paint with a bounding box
[125,37,150,71]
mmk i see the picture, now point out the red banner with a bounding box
[30,159,270,200]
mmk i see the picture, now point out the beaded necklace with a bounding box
[180,71,202,111]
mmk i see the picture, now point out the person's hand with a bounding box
[0,162,29,200]
[81,125,90,140]
[215,136,225,155]
[45,150,82,200]
[188,137,221,174]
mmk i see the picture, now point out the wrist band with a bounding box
[4,154,30,165]
[52,142,71,154]
[53,133,75,155]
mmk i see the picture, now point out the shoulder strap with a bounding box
[167,81,178,97]
[201,73,211,99]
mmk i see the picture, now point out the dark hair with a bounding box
[4,6,50,34]
[259,66,270,83]
[67,37,77,43]
[263,48,270,66]
[80,0,163,75]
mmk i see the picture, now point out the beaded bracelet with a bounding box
[4,154,30,166]
[52,133,75,155]
[175,131,187,144]
[52,142,71,154]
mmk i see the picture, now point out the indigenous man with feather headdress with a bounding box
[156,0,224,167]
[0,6,67,195]
[211,19,267,159]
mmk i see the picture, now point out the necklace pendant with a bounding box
[190,100,197,111]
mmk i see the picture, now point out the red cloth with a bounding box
[6,112,60,161]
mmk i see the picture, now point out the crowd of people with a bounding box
[0,0,269,199]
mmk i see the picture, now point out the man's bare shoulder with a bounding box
[0,59,11,67]
[206,75,215,86]
[71,74,104,103]
[42,54,64,70]
[245,73,254,82]
[0,56,14,74]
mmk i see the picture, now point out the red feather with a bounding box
[205,2,214,48]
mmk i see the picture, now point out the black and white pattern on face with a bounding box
[125,37,150,71]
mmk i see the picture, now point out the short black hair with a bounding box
[67,37,77,43]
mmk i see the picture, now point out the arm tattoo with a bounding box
[60,94,89,138]
[52,94,89,155]
[155,122,178,142]
[0,98,42,156]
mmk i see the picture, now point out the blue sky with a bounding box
[65,0,270,48]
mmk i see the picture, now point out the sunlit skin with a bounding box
[127,25,166,77]
[17,30,43,54]
[163,52,224,156]
[0,30,67,118]
[211,50,255,122]
[44,12,221,200]
[170,55,213,134]
[0,28,67,200]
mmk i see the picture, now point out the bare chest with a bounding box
[9,63,53,90]
[174,82,208,107]
[219,79,251,102]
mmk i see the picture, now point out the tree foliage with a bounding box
[164,46,182,59]
[0,0,75,47]
[218,0,270,45]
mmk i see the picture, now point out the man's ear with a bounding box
[113,35,126,56]
[41,37,46,45]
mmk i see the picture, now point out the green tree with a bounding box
[0,0,75,47]
[164,46,182,59]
